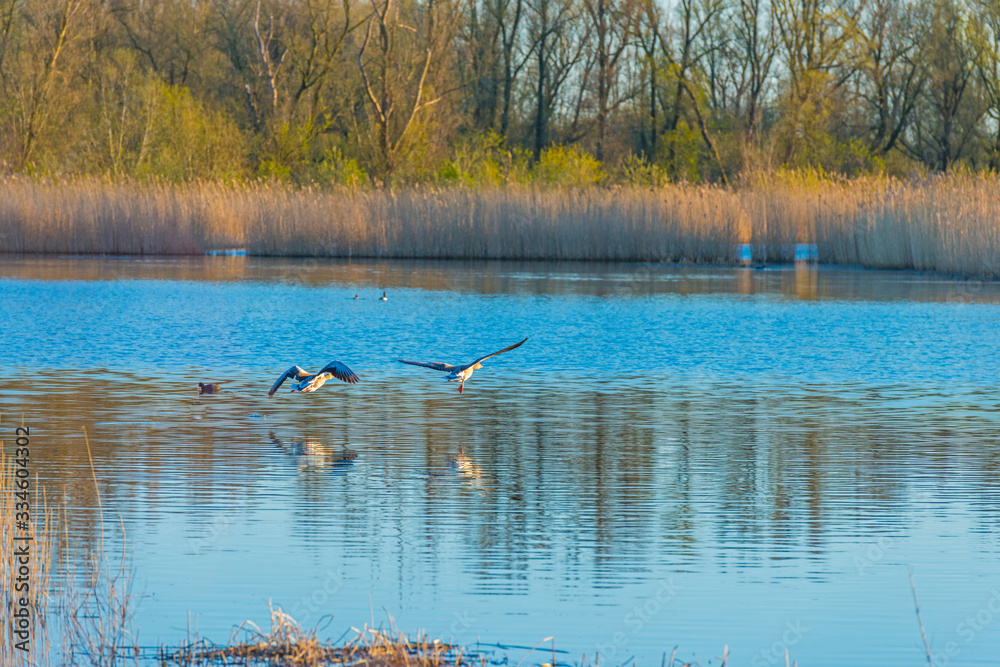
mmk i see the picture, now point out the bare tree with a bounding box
[109,0,207,87]
[772,0,865,162]
[724,0,777,142]
[971,0,1000,168]
[494,0,530,138]
[853,0,924,156]
[3,0,90,168]
[632,0,663,159]
[581,0,637,160]
[902,0,982,170]
[660,0,723,176]
[357,0,455,182]
[526,0,586,159]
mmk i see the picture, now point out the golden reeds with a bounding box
[0,175,998,276]
[1,420,53,667]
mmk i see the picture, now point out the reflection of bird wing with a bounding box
[319,360,360,384]
[397,359,458,372]
[469,337,528,366]
[268,365,312,397]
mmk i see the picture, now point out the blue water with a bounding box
[2,256,1000,666]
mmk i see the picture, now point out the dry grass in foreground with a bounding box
[53,428,140,667]
[157,606,734,667]
[159,605,484,667]
[1,419,54,667]
[0,175,998,276]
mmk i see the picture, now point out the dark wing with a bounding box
[397,359,458,372]
[268,365,312,397]
[470,337,528,365]
[319,360,360,384]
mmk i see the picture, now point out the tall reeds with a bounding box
[0,175,997,276]
[0,424,139,666]
[1,432,53,667]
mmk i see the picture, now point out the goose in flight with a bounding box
[398,337,528,393]
[268,360,360,397]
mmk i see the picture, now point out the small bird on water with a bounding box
[398,337,528,393]
[198,383,222,394]
[379,291,388,301]
[268,360,360,396]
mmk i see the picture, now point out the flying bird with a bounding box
[398,337,528,393]
[268,360,360,397]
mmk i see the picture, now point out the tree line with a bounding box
[1,0,999,184]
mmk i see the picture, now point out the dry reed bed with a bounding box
[160,607,479,667]
[1,176,998,275]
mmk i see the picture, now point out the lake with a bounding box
[2,256,999,666]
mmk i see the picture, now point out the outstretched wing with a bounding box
[470,337,528,365]
[397,359,458,372]
[268,365,312,397]
[319,360,360,384]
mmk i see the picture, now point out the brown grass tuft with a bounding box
[160,604,476,667]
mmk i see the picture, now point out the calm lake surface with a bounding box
[2,256,1000,666]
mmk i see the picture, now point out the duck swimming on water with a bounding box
[398,337,528,393]
[268,360,360,397]
[198,382,222,394]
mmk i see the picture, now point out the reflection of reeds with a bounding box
[1,442,53,667]
[1,175,998,276]
[161,604,472,667]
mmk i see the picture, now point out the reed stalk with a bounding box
[1,423,53,667]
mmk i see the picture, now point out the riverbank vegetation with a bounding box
[3,0,1000,274]
[1,174,998,276]
[1,0,1000,185]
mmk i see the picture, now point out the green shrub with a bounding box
[533,145,605,186]
[616,153,667,186]
[145,83,248,181]
[318,147,369,187]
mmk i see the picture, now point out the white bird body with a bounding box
[398,337,528,393]
[445,365,479,384]
[293,371,336,393]
[268,361,360,397]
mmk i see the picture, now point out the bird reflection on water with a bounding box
[269,431,358,474]
[446,447,492,493]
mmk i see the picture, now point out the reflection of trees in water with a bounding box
[5,373,1000,584]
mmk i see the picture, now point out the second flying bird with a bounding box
[397,337,528,393]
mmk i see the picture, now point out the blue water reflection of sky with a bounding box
[2,257,1000,665]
